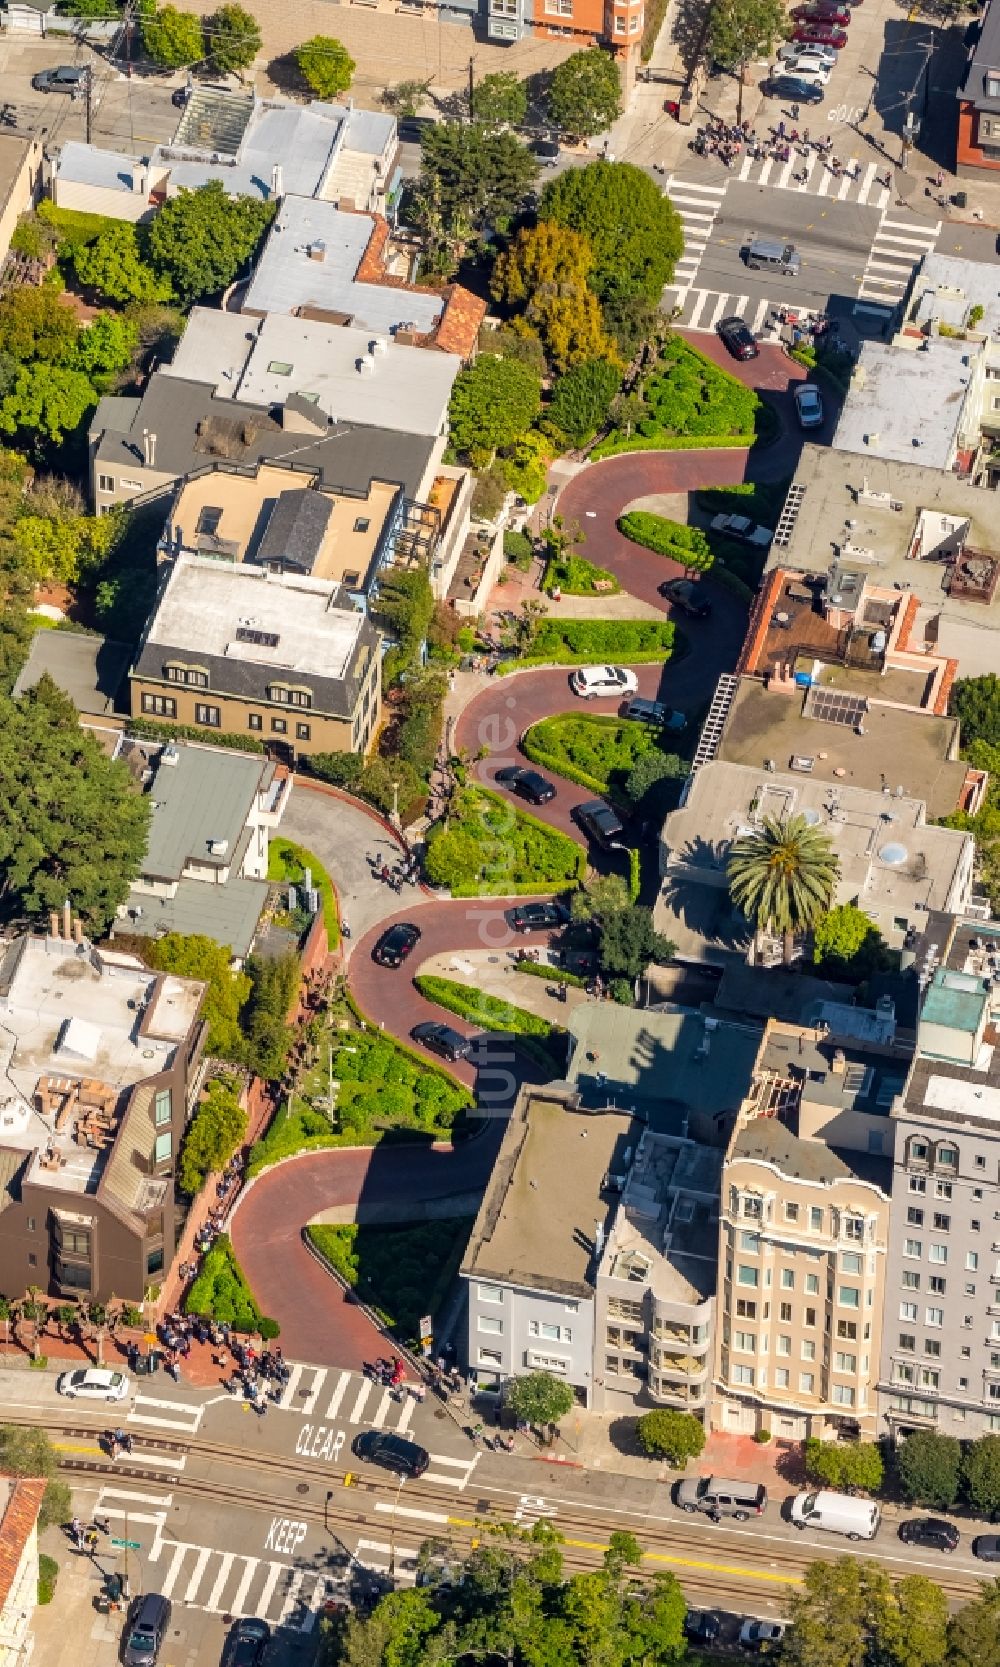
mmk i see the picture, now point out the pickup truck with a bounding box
[709,513,774,549]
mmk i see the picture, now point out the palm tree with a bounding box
[726,813,838,964]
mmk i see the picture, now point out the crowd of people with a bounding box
[689,117,892,189]
[366,849,421,893]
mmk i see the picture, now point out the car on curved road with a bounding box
[506,901,569,934]
[57,1366,130,1401]
[574,800,626,851]
[898,1517,959,1552]
[660,577,712,619]
[710,513,773,549]
[352,1430,430,1478]
[625,696,686,731]
[411,1021,472,1062]
[570,665,639,700]
[974,1535,1000,1561]
[494,765,556,804]
[717,316,759,361]
[794,382,824,429]
[372,922,421,968]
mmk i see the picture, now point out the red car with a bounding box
[791,3,851,21]
[792,21,849,45]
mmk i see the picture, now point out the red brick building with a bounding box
[956,0,1000,174]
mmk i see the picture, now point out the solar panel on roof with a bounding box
[803,687,868,728]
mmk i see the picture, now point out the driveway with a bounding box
[282,779,411,946]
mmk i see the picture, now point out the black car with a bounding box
[660,577,712,619]
[495,765,556,805]
[412,1021,472,1062]
[684,1612,722,1645]
[898,1517,960,1552]
[574,800,626,851]
[974,1535,1000,1561]
[352,1430,430,1478]
[533,136,561,163]
[32,65,87,93]
[373,922,421,968]
[398,115,437,142]
[221,1619,271,1667]
[717,315,760,361]
[765,73,825,103]
[507,901,568,934]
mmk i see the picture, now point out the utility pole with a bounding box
[85,65,93,145]
[468,56,475,120]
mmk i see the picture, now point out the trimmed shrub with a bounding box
[414,974,556,1037]
[184,1234,276,1335]
[618,512,713,571]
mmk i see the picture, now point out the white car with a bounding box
[710,513,774,550]
[778,38,838,63]
[780,55,832,83]
[739,1619,787,1652]
[570,664,640,700]
[794,382,824,429]
[56,1367,130,1402]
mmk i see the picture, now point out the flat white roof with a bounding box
[146,554,365,681]
[925,1071,1000,1120]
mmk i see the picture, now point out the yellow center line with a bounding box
[54,1442,102,1455]
[646,1552,801,1586]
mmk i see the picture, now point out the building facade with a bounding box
[0,1479,45,1667]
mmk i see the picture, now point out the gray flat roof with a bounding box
[123,875,267,960]
[13,628,130,716]
[731,1117,891,1191]
[831,340,971,471]
[157,100,343,200]
[55,139,142,193]
[141,745,268,883]
[566,1003,761,1129]
[907,252,1000,339]
[243,196,443,334]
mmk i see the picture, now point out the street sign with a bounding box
[419,1315,432,1340]
[110,1538,140,1550]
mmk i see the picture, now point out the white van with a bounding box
[790,1489,881,1542]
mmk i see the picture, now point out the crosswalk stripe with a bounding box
[426,1453,476,1468]
[117,1451,187,1471]
[708,293,731,328]
[875,231,935,249]
[371,1388,395,1428]
[231,1558,260,1617]
[304,1577,334,1630]
[278,1364,304,1409]
[256,1563,284,1619]
[687,290,711,327]
[161,1543,189,1600]
[277,1570,305,1627]
[325,1370,351,1420]
[184,1546,213,1604]
[349,1378,373,1423]
[205,1553,235,1613]
[374,1501,449,1524]
[751,296,772,334]
[866,255,917,272]
[301,1368,327,1416]
[96,1485,173,1506]
[395,1396,415,1434]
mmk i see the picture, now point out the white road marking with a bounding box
[324,1371,352,1420]
[374,1502,449,1525]
[256,1563,284,1619]
[349,1378,373,1424]
[278,1364,304,1409]
[160,1543,189,1600]
[231,1558,260,1617]
[277,1570,305,1627]
[300,1368,327,1416]
[184,1546,213,1604]
[205,1553,235,1613]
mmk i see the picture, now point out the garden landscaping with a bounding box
[500,616,678,671]
[541,550,620,596]
[184,1235,277,1335]
[522,713,661,800]
[414,973,566,1074]
[593,335,762,457]
[306,1218,474,1344]
[267,837,339,947]
[695,478,792,591]
[616,514,713,571]
[424,786,586,896]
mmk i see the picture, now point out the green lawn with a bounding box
[502,616,677,672]
[247,1002,471,1173]
[424,785,586,897]
[523,713,660,799]
[594,335,762,457]
[268,837,339,948]
[306,1219,474,1342]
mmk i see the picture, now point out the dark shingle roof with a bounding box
[257,489,334,574]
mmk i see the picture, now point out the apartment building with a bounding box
[957,0,1000,175]
[0,918,206,1303]
[713,1012,906,1438]
[879,916,1000,1438]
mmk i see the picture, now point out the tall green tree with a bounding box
[0,677,150,930]
[783,1558,948,1667]
[147,933,250,1059]
[73,221,171,305]
[178,1075,247,1195]
[75,313,139,384]
[964,1434,1000,1518]
[240,952,299,1080]
[147,181,275,303]
[951,672,1000,747]
[548,48,622,141]
[295,34,355,100]
[548,357,622,444]
[506,1370,574,1430]
[491,221,614,373]
[471,70,528,129]
[727,813,838,962]
[0,365,96,445]
[950,1582,1000,1667]
[0,1425,71,1531]
[636,1409,706,1465]
[142,5,204,69]
[0,287,79,364]
[415,123,538,256]
[205,3,261,73]
[448,355,541,466]
[540,161,685,308]
[708,0,788,123]
[812,902,889,980]
[803,1437,884,1495]
[598,907,674,980]
[895,1428,962,1510]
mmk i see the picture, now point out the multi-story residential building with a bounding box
[0,1478,45,1667]
[714,1013,905,1438]
[957,0,1000,175]
[879,915,1000,1438]
[129,553,381,762]
[0,917,206,1303]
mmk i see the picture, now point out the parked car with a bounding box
[685,1612,723,1644]
[574,800,626,851]
[764,73,825,102]
[791,2,851,21]
[494,764,556,804]
[372,922,421,968]
[660,577,712,618]
[570,664,639,700]
[973,1535,1000,1561]
[32,65,87,93]
[352,1430,430,1478]
[777,57,832,83]
[221,1619,271,1667]
[778,38,839,62]
[717,315,759,361]
[411,1022,472,1063]
[506,901,568,934]
[710,513,774,549]
[792,22,849,45]
[898,1518,960,1552]
[123,1595,172,1667]
[794,382,825,429]
[790,1489,881,1541]
[739,1620,786,1652]
[624,696,686,731]
[532,136,561,163]
[57,1367,129,1402]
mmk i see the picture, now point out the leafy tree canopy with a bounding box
[547,48,622,141]
[636,1408,706,1464]
[895,1427,962,1510]
[0,365,97,445]
[548,357,622,445]
[142,5,204,68]
[448,354,541,465]
[784,1558,948,1667]
[952,673,1000,748]
[147,932,250,1060]
[803,1437,884,1495]
[709,0,788,70]
[73,221,172,305]
[0,287,79,365]
[540,161,685,306]
[812,902,890,981]
[506,1370,575,1428]
[492,222,615,373]
[727,812,838,957]
[0,676,150,930]
[471,70,528,128]
[178,1074,247,1195]
[963,1434,1000,1520]
[147,180,276,303]
[950,1582,1000,1667]
[205,3,261,73]
[295,34,355,100]
[0,1425,70,1531]
[598,906,674,980]
[415,123,538,250]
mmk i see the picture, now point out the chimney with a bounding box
[49,911,60,939]
[307,240,327,263]
[62,898,72,941]
[72,917,84,945]
[142,429,157,468]
[131,163,147,196]
[270,164,283,199]
[831,1048,847,1075]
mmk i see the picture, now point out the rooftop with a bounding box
[747,1020,910,1123]
[599,1132,722,1305]
[121,875,268,961]
[139,745,272,883]
[831,338,973,471]
[12,629,130,717]
[53,139,145,195]
[730,1116,891,1193]
[716,678,969,820]
[905,252,1000,340]
[157,97,395,201]
[920,966,989,1035]
[959,0,1000,112]
[0,1478,46,1615]
[766,446,1000,678]
[461,1088,638,1299]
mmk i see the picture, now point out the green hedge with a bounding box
[500,616,677,672]
[184,1234,278,1335]
[126,718,266,753]
[414,974,556,1037]
[617,513,713,571]
[522,713,659,801]
[268,837,339,949]
[596,335,761,454]
[541,551,621,596]
[629,846,641,904]
[517,960,586,987]
[591,432,754,459]
[307,1219,473,1342]
[424,786,586,896]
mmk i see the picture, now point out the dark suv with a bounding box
[352,1430,430,1477]
[898,1517,959,1552]
[717,316,759,361]
[574,800,626,850]
[507,901,567,934]
[373,922,421,968]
